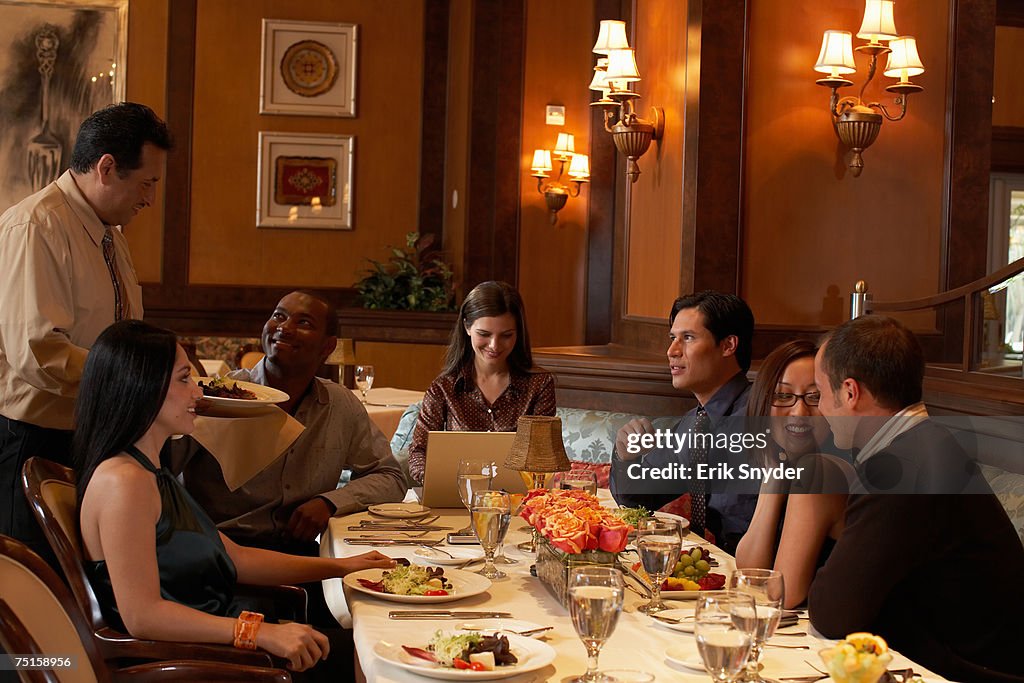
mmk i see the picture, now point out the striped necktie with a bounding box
[689,407,710,539]
[102,228,129,321]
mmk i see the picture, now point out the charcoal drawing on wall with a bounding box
[0,0,126,212]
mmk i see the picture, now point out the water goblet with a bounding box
[694,590,757,683]
[456,460,494,534]
[493,492,524,565]
[635,516,683,614]
[470,490,511,579]
[729,568,785,682]
[568,566,624,683]
[553,469,599,495]
[354,365,374,402]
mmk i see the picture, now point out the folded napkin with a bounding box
[191,407,304,490]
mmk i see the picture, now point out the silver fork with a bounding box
[360,530,430,538]
[419,544,454,558]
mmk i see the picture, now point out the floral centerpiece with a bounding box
[519,489,632,605]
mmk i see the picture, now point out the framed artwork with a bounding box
[0,0,127,211]
[257,131,354,230]
[259,18,358,117]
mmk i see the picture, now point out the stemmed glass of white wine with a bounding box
[567,566,624,683]
[470,490,511,579]
[694,590,757,683]
[355,365,374,402]
[636,516,683,614]
[729,568,785,682]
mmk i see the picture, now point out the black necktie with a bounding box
[689,408,710,539]
[102,228,129,321]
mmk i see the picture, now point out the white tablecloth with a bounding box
[322,501,943,682]
[350,387,423,440]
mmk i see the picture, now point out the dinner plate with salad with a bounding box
[374,630,556,680]
[344,565,491,603]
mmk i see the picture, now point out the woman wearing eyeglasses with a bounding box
[734,340,851,609]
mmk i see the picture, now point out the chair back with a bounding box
[0,535,105,683]
[21,457,108,630]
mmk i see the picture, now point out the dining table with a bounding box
[351,387,424,440]
[321,493,944,683]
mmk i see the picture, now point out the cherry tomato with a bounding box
[423,589,449,596]
[453,658,471,670]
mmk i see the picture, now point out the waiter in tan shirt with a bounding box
[0,103,171,562]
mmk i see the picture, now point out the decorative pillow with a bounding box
[980,464,1024,544]
[556,407,678,464]
[389,402,422,488]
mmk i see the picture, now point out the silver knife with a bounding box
[345,538,442,546]
[349,526,453,531]
[389,610,513,619]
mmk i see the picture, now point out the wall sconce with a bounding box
[814,0,925,177]
[531,132,589,225]
[589,20,664,183]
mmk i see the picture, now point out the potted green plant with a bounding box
[356,232,455,311]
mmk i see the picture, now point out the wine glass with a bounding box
[470,490,511,579]
[635,516,683,614]
[456,460,494,534]
[729,568,785,682]
[694,590,757,683]
[354,365,374,402]
[493,492,524,565]
[568,566,624,683]
[553,469,598,495]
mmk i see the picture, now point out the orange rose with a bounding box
[597,514,631,552]
[542,509,593,554]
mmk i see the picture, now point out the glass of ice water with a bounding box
[456,460,493,534]
[636,516,683,614]
[729,568,785,681]
[694,590,756,682]
[470,490,511,579]
[568,566,624,683]
[354,364,374,402]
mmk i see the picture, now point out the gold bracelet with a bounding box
[232,610,264,650]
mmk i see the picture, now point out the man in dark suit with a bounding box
[809,315,1024,682]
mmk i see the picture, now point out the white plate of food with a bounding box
[374,631,556,680]
[368,503,432,519]
[197,378,288,410]
[344,565,491,603]
[414,546,485,565]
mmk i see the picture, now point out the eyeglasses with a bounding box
[771,391,820,407]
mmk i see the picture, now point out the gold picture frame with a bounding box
[260,18,357,117]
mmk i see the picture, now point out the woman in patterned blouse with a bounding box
[408,281,556,484]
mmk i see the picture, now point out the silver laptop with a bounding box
[419,431,526,508]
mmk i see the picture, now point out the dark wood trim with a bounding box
[584,0,622,346]
[690,0,748,295]
[144,0,456,340]
[996,0,1024,26]
[418,0,450,245]
[160,0,196,289]
[938,0,997,362]
[462,0,525,290]
[992,126,1024,173]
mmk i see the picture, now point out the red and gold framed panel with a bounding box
[257,132,354,230]
[259,18,357,117]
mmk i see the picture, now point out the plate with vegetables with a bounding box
[374,630,556,680]
[344,565,491,603]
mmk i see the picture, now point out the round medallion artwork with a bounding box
[280,39,338,97]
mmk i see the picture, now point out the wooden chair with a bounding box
[234,344,265,370]
[0,534,291,682]
[20,457,305,668]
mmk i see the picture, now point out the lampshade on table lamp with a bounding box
[505,415,571,552]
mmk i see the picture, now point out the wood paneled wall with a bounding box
[516,0,593,347]
[993,27,1024,127]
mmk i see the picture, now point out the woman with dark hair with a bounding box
[408,281,555,484]
[76,320,394,672]
[734,339,850,608]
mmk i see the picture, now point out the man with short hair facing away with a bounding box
[172,290,406,626]
[0,103,171,561]
[610,291,758,554]
[809,315,1024,682]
